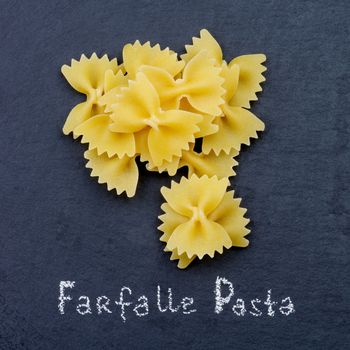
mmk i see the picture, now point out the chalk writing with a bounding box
[214,276,295,317]
[57,276,295,321]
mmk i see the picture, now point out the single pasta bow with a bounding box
[159,175,250,269]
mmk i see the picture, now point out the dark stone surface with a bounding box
[0,0,349,349]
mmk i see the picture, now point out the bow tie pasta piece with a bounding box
[73,115,135,158]
[61,54,119,135]
[160,175,231,259]
[182,29,267,108]
[181,28,237,103]
[84,149,138,197]
[110,72,202,167]
[201,58,265,155]
[140,51,225,116]
[181,29,223,66]
[158,175,250,268]
[228,54,267,109]
[122,40,184,79]
[176,51,225,116]
[202,106,265,155]
[109,73,161,133]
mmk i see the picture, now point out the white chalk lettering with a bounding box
[56,278,295,320]
[181,297,197,314]
[157,285,180,313]
[133,295,149,317]
[249,298,262,317]
[232,298,246,316]
[115,286,132,322]
[264,290,278,317]
[76,296,92,315]
[279,297,295,316]
[214,276,234,314]
[58,280,75,315]
[96,296,112,314]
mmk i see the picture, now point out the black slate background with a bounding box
[0,0,349,349]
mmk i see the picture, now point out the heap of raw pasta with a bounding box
[61,29,266,268]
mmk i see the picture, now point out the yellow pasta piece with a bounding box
[162,177,232,260]
[109,72,202,167]
[182,29,266,109]
[158,175,250,268]
[181,29,223,65]
[84,149,138,197]
[123,40,184,79]
[228,54,267,109]
[202,105,265,155]
[140,51,225,116]
[200,55,265,155]
[183,52,225,116]
[61,53,119,135]
[73,115,135,158]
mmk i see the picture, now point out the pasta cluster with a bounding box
[61,29,266,268]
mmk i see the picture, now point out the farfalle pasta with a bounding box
[61,29,267,268]
[159,175,250,268]
[109,72,202,167]
[140,51,225,115]
[181,29,266,155]
[61,54,119,135]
